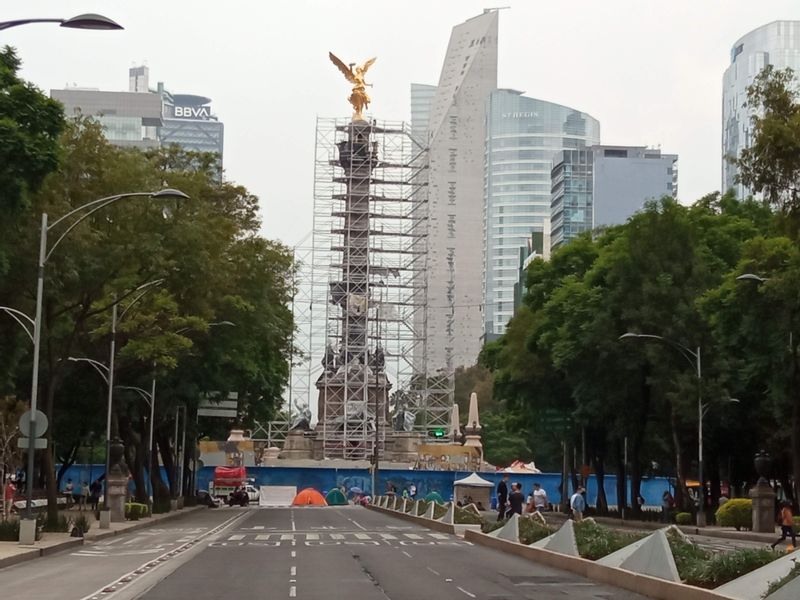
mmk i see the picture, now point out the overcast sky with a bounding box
[5,1,800,247]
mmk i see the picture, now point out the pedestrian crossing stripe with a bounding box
[224,531,455,542]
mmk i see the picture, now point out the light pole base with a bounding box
[18,517,37,545]
[99,509,111,529]
[696,510,707,527]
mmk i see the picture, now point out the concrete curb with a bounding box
[368,504,457,534]
[464,529,737,600]
[0,506,205,570]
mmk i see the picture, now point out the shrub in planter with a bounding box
[482,519,506,534]
[574,520,644,560]
[675,512,693,525]
[125,502,150,520]
[39,513,71,533]
[684,547,778,588]
[0,520,20,541]
[715,498,752,531]
[71,514,91,537]
[432,503,448,520]
[518,517,554,545]
[454,506,483,525]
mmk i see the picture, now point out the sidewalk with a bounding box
[0,506,204,570]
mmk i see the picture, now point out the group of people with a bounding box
[62,479,103,511]
[495,475,553,520]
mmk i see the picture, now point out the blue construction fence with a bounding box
[59,464,672,508]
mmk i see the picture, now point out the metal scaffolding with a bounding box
[283,116,453,459]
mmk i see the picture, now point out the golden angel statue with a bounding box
[329,52,377,121]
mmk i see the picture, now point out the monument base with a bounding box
[107,475,128,522]
[750,482,776,533]
[385,431,423,462]
[99,509,111,529]
[278,429,317,460]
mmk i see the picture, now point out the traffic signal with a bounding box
[431,428,445,438]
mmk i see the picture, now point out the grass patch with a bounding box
[482,518,506,534]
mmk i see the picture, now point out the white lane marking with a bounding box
[290,566,296,576]
[427,567,441,576]
[330,534,345,540]
[228,534,245,541]
[355,533,371,540]
[291,551,296,558]
[255,534,271,540]
[401,550,413,558]
[457,587,476,598]
[429,533,450,539]
[123,536,145,545]
[289,586,296,597]
[348,518,367,531]
[290,510,296,532]
[403,533,423,540]
[281,534,294,541]
[380,533,397,540]
[305,533,319,540]
[77,512,248,600]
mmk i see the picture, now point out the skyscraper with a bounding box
[483,90,599,336]
[550,145,678,250]
[424,10,499,371]
[51,66,224,170]
[722,21,800,198]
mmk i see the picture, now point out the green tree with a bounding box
[734,66,800,227]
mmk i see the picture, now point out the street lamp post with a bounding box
[0,13,122,31]
[619,332,706,526]
[21,189,186,521]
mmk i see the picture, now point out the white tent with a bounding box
[454,472,494,509]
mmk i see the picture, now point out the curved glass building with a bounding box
[483,90,599,336]
[722,21,800,198]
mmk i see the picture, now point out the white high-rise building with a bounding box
[722,21,800,198]
[422,10,499,371]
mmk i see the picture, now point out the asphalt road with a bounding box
[2,506,648,600]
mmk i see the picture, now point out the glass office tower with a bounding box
[722,21,800,198]
[483,90,599,336]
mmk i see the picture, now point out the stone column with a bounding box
[750,450,776,534]
[106,437,129,522]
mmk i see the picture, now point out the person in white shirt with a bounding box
[532,483,548,512]
[570,486,586,522]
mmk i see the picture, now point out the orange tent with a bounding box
[291,488,328,506]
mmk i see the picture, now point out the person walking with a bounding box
[508,483,525,516]
[771,501,797,549]
[3,478,15,520]
[409,483,417,500]
[570,486,586,522]
[496,474,509,521]
[661,491,675,523]
[89,480,102,511]
[79,482,90,511]
[64,479,75,508]
[533,483,548,513]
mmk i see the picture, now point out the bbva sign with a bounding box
[174,105,211,119]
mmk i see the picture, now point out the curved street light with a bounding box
[619,332,707,526]
[736,273,769,284]
[22,189,186,519]
[0,13,123,31]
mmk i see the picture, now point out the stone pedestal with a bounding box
[386,431,423,462]
[18,517,36,545]
[279,429,316,460]
[750,482,776,533]
[107,475,128,523]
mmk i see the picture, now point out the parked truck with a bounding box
[209,466,259,503]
